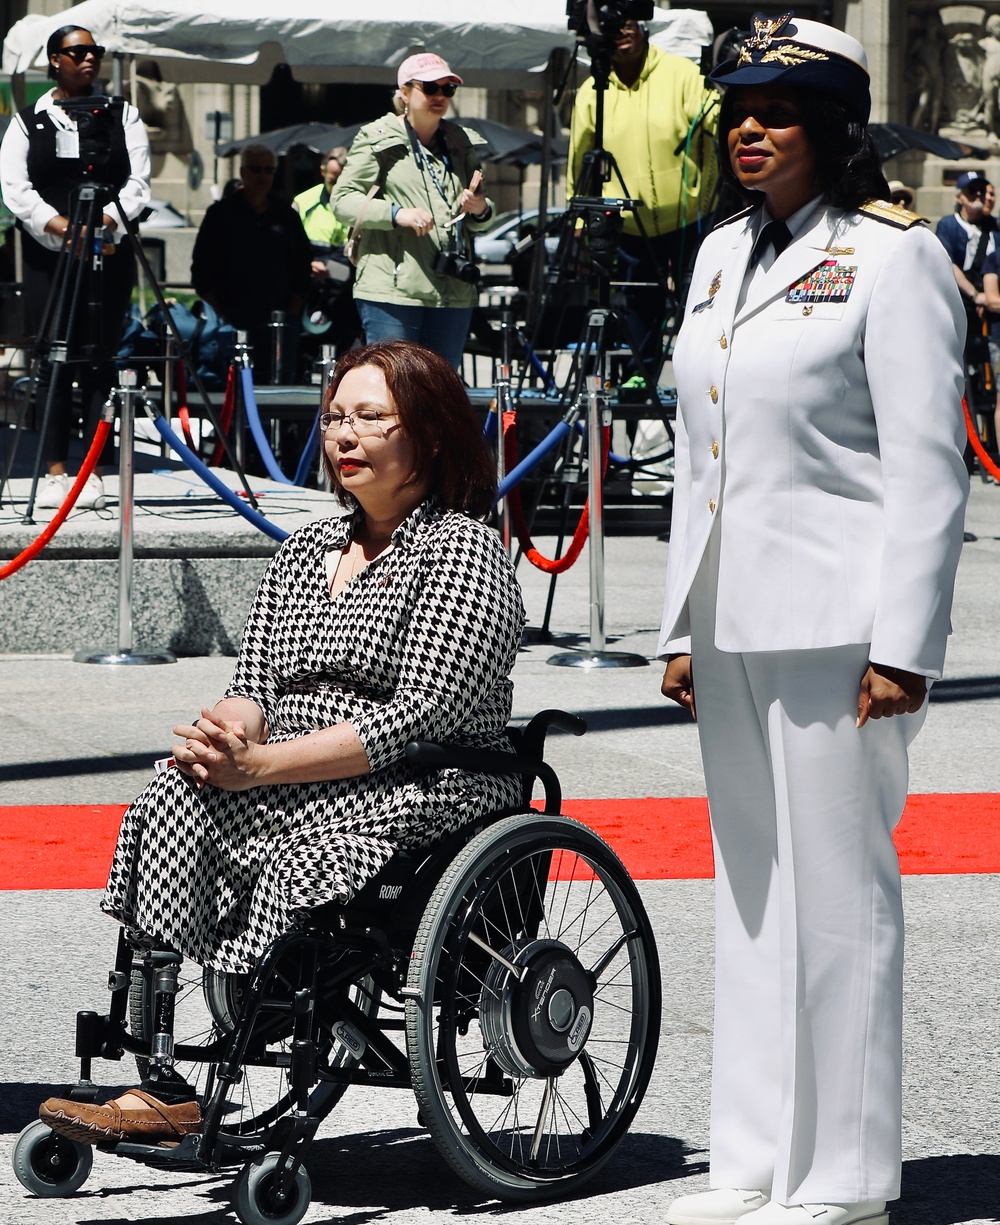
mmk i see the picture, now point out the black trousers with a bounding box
[23,232,135,468]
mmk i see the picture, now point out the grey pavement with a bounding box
[1,483,999,1223]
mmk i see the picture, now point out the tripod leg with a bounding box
[23,191,101,522]
[114,192,260,511]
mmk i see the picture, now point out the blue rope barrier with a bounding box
[150,413,290,543]
[294,407,321,487]
[240,366,297,487]
[496,419,571,502]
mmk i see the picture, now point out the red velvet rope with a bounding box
[0,419,113,581]
[208,364,236,467]
[503,409,610,575]
[963,394,1000,481]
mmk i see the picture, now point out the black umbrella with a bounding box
[216,116,565,167]
[869,123,990,163]
[458,117,566,166]
[216,121,361,158]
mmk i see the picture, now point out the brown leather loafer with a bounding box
[39,1088,201,1146]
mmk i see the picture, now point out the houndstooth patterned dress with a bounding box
[102,500,526,973]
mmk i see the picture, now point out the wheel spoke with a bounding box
[530,1077,556,1161]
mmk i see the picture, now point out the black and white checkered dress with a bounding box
[102,500,526,973]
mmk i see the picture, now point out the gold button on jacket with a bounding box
[709,385,719,403]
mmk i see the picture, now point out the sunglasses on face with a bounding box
[413,80,458,98]
[59,44,105,63]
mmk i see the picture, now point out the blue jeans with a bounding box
[356,299,473,371]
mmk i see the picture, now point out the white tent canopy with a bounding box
[2,1,713,87]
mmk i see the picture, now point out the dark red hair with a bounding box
[320,341,497,518]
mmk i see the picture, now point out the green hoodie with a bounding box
[332,112,494,309]
[569,44,719,238]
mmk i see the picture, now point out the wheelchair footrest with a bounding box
[113,1130,267,1170]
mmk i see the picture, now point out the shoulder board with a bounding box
[859,198,927,230]
[714,206,753,229]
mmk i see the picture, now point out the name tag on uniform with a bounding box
[786,260,857,305]
[55,129,80,159]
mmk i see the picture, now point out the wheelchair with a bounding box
[13,710,661,1225]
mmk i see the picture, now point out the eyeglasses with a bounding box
[243,164,276,174]
[59,44,105,63]
[413,80,458,98]
[320,410,398,435]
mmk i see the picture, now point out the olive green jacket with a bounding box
[332,112,494,309]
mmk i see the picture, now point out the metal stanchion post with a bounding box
[234,332,250,471]
[75,371,176,665]
[495,362,512,557]
[269,310,285,386]
[549,376,647,669]
[160,333,174,459]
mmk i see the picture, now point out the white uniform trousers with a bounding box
[688,520,925,1205]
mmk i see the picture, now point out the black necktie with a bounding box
[750,219,792,266]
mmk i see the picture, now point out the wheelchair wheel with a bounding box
[405,814,660,1201]
[12,1119,93,1197]
[129,947,379,1134]
[233,1153,311,1225]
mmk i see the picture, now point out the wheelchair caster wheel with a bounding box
[12,1119,93,1197]
[234,1153,311,1225]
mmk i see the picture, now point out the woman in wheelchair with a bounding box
[39,339,526,1146]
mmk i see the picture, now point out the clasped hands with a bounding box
[661,655,926,727]
[172,707,263,790]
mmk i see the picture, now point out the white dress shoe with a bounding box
[742,1201,887,1225]
[666,1187,770,1225]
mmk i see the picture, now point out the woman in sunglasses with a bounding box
[332,53,493,370]
[0,24,150,510]
[38,340,525,1145]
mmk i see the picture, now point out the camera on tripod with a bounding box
[434,248,481,285]
[54,95,127,185]
[566,0,655,49]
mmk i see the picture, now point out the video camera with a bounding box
[566,0,655,51]
[54,94,127,181]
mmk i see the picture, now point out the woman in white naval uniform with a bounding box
[660,15,968,1225]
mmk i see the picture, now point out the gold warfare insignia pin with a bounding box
[709,270,722,297]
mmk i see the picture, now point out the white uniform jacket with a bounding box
[658,201,969,678]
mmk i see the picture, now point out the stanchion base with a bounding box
[521,626,553,645]
[547,650,648,669]
[73,649,177,666]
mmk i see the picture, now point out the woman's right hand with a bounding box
[661,654,696,720]
[395,207,435,237]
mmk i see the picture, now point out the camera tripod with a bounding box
[0,137,257,522]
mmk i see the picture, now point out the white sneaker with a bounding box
[76,473,107,511]
[667,1188,770,1225]
[742,1202,887,1225]
[35,473,71,509]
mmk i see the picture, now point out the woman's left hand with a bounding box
[857,663,927,727]
[173,707,263,790]
[459,169,487,218]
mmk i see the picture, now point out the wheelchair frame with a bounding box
[14,709,662,1225]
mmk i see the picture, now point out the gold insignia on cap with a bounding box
[738,10,831,68]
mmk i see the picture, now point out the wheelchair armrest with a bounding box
[403,738,566,814]
[404,742,530,775]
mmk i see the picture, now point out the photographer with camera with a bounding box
[332,53,494,371]
[0,24,150,510]
[568,6,718,374]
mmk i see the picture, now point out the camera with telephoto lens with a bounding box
[434,248,481,284]
[566,0,655,45]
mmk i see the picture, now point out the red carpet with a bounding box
[2,795,998,890]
